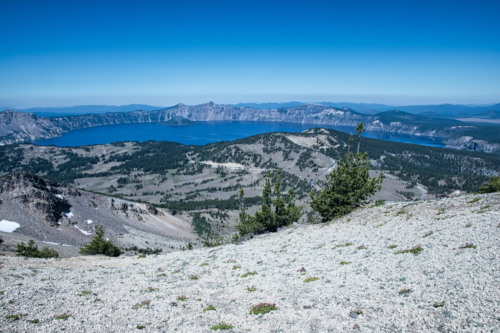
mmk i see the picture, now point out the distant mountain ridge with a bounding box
[234,102,499,116]
[0,102,499,153]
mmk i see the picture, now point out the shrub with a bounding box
[479,176,500,193]
[310,124,383,222]
[15,240,59,258]
[79,226,121,257]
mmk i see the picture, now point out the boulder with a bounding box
[236,233,254,245]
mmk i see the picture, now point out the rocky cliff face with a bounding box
[1,103,497,153]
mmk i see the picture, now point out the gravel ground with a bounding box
[0,193,499,332]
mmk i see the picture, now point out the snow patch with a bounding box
[43,241,72,247]
[75,225,92,235]
[87,220,93,224]
[65,212,74,218]
[0,220,20,233]
[55,194,64,199]
[201,161,245,169]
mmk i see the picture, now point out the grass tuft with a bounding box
[211,323,234,330]
[394,245,423,255]
[203,305,216,312]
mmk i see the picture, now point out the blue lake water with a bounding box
[33,121,446,148]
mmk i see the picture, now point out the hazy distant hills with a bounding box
[7,104,164,117]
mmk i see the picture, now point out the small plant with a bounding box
[157,273,167,277]
[211,323,234,330]
[352,307,363,315]
[356,245,367,250]
[142,287,158,293]
[399,288,412,295]
[340,261,352,265]
[27,319,39,324]
[395,210,406,216]
[241,271,257,278]
[423,231,433,238]
[232,265,241,270]
[76,290,95,297]
[79,226,121,257]
[433,301,445,308]
[176,296,188,301]
[467,197,481,204]
[388,245,397,249]
[247,286,257,292]
[395,245,423,255]
[436,208,446,215]
[5,314,21,321]
[55,314,71,320]
[249,303,277,315]
[15,240,59,258]
[200,263,209,267]
[132,300,150,309]
[137,254,146,259]
[203,305,216,311]
[225,259,237,263]
[459,243,477,249]
[188,275,199,280]
[172,270,180,274]
[465,223,472,227]
[303,277,320,283]
[137,325,146,329]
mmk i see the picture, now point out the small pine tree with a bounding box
[236,170,303,235]
[310,123,384,222]
[479,176,500,193]
[79,226,121,257]
[16,240,59,258]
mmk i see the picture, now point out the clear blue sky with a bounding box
[1,0,499,108]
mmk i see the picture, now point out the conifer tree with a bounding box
[79,225,121,257]
[235,170,303,235]
[310,123,383,222]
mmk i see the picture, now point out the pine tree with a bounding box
[79,226,121,257]
[310,123,384,222]
[235,170,303,235]
[479,176,500,193]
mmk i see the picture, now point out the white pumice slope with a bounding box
[0,193,499,332]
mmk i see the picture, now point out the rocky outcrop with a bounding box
[0,171,72,225]
[443,136,500,153]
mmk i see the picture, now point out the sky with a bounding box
[1,0,499,108]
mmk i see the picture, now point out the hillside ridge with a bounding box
[0,192,498,331]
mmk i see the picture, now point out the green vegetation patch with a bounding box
[5,314,22,321]
[211,323,234,330]
[303,277,320,283]
[203,305,216,312]
[241,271,258,278]
[249,303,277,315]
[459,243,477,249]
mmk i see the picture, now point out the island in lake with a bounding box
[160,116,199,126]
